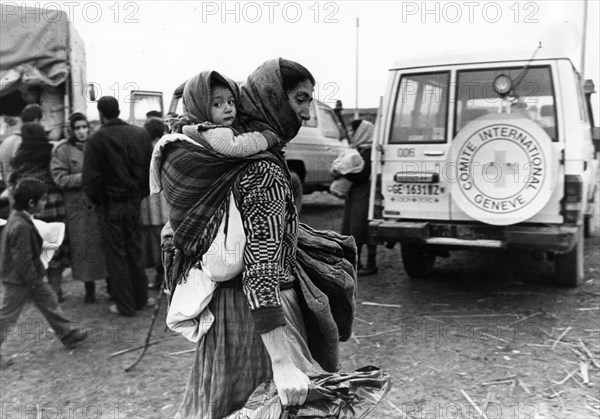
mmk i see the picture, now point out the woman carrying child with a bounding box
[152,59,323,418]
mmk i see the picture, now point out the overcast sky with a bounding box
[20,1,600,120]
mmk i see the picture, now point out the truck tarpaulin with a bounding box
[0,4,86,140]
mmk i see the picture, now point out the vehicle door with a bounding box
[380,70,452,220]
[128,90,164,127]
[449,63,563,224]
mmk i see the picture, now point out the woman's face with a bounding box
[286,80,314,123]
[73,120,90,141]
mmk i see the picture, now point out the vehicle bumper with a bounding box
[369,220,580,253]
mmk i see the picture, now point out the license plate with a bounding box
[387,183,444,195]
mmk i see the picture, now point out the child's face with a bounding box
[211,85,236,126]
[30,194,48,214]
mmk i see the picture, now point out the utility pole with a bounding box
[581,0,588,76]
[354,17,359,120]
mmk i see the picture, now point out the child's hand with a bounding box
[262,130,280,149]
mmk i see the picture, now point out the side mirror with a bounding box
[85,83,97,102]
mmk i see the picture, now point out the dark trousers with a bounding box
[0,280,72,345]
[96,200,148,316]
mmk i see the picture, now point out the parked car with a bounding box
[369,50,599,287]
[167,82,349,210]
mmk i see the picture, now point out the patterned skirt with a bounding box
[175,286,322,419]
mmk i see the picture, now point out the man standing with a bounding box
[83,96,153,317]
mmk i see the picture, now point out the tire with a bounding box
[400,240,436,278]
[555,229,584,287]
[290,171,303,214]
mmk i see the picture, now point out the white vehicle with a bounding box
[369,50,599,287]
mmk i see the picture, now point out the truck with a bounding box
[0,4,87,143]
[369,50,599,287]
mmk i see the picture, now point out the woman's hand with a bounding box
[271,360,310,407]
[260,325,310,407]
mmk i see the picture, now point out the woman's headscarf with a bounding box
[351,120,375,150]
[238,59,304,143]
[182,71,240,125]
[67,112,88,144]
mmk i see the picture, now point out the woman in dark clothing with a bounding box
[340,119,378,275]
[50,113,108,303]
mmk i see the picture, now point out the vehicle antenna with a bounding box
[512,41,543,94]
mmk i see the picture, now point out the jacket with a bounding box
[294,223,357,373]
[0,210,44,284]
[82,118,153,205]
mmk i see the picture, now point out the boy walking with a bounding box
[0,180,87,369]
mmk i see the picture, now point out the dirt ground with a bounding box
[1,192,599,419]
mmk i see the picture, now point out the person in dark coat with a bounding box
[9,122,69,301]
[82,96,153,317]
[339,119,378,276]
[51,112,108,303]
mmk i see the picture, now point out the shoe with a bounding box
[109,304,135,317]
[358,266,378,276]
[0,355,14,370]
[61,329,88,349]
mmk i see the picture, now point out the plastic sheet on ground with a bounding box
[225,366,392,419]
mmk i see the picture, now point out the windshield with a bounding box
[455,65,557,141]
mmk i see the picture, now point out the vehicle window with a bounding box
[175,97,184,117]
[389,72,450,144]
[456,66,557,141]
[303,102,318,128]
[320,108,341,139]
[131,93,162,127]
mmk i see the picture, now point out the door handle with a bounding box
[424,150,445,156]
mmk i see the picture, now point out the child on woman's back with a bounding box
[174,71,279,157]
[150,70,281,196]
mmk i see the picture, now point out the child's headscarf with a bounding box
[168,71,240,133]
[238,59,304,144]
[351,120,375,150]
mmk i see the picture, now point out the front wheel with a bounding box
[400,240,436,278]
[290,171,303,214]
[554,229,584,287]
